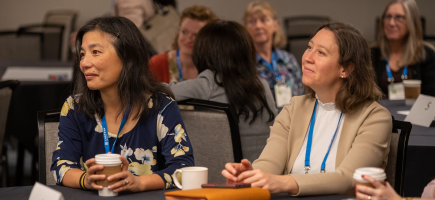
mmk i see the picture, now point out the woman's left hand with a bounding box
[236,169,298,194]
[355,175,402,200]
[107,156,143,192]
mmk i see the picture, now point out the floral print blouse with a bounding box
[51,94,194,189]
[256,48,303,98]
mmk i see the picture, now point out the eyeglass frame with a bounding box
[383,14,406,24]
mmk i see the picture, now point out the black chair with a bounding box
[283,16,330,65]
[177,99,242,183]
[385,119,412,196]
[37,109,61,185]
[0,80,20,187]
[0,31,44,61]
[18,24,64,61]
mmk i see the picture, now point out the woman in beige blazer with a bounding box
[222,21,392,196]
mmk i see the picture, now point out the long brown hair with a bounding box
[305,21,383,113]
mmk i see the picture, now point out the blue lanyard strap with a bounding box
[176,49,183,81]
[102,106,131,153]
[385,58,408,82]
[304,100,343,174]
[258,51,282,82]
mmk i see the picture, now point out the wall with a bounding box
[1,0,434,43]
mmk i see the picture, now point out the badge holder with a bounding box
[274,78,292,108]
[387,77,405,100]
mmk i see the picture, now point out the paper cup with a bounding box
[354,167,386,200]
[95,154,122,197]
[403,79,421,106]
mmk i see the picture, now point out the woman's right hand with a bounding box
[221,159,253,182]
[84,158,106,190]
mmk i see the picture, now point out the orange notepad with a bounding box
[165,188,270,200]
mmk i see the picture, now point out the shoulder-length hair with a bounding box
[171,5,218,50]
[375,0,433,66]
[306,21,383,113]
[73,16,173,119]
[193,20,275,123]
[242,1,287,49]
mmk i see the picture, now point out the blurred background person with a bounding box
[222,21,391,196]
[168,20,277,163]
[243,1,303,106]
[148,5,218,83]
[371,0,435,98]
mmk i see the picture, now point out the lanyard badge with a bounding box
[304,100,343,174]
[385,59,407,100]
[101,107,131,154]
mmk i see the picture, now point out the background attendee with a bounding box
[372,0,435,98]
[243,1,303,102]
[222,21,391,196]
[148,5,218,83]
[168,20,277,163]
[52,16,194,192]
[356,175,435,200]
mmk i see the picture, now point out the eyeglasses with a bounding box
[383,14,406,23]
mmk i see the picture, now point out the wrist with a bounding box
[283,175,299,194]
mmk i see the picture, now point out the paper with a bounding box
[404,94,435,127]
[1,66,72,81]
[397,110,410,116]
[29,182,64,200]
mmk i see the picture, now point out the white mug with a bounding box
[173,167,208,190]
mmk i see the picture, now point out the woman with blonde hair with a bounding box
[149,5,218,83]
[372,0,435,98]
[243,1,303,106]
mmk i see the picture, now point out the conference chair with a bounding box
[283,15,330,65]
[0,31,43,61]
[177,99,242,183]
[385,119,412,196]
[37,109,61,185]
[0,80,20,187]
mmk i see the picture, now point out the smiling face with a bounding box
[177,18,206,56]
[79,30,123,92]
[245,10,278,46]
[383,3,409,42]
[302,29,344,92]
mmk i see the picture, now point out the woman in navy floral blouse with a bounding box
[51,16,194,192]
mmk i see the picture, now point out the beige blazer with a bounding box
[253,95,392,196]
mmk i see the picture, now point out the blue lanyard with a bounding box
[176,49,183,81]
[258,51,282,82]
[385,58,408,83]
[304,100,343,174]
[101,107,131,153]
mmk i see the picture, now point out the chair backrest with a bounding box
[18,24,64,61]
[0,80,20,156]
[283,16,330,65]
[0,31,42,61]
[385,119,412,196]
[44,9,78,62]
[177,99,242,183]
[37,110,61,185]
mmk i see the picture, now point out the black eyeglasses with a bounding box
[383,14,406,23]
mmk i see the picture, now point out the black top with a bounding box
[371,46,435,98]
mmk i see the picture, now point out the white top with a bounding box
[291,95,345,174]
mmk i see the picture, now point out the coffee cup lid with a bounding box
[353,167,386,183]
[402,79,421,86]
[95,154,122,165]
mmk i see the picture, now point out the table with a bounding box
[380,100,435,197]
[0,61,73,185]
[0,185,350,200]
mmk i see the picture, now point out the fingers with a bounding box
[240,159,253,170]
[355,184,375,195]
[362,175,383,188]
[107,171,131,193]
[87,174,105,190]
[355,192,372,200]
[224,163,238,175]
[87,164,104,175]
[222,169,237,182]
[237,169,260,183]
[120,156,129,171]
[85,158,96,169]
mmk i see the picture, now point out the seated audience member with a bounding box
[168,20,278,163]
[356,175,435,199]
[243,1,303,101]
[52,16,194,192]
[222,21,392,196]
[148,5,218,83]
[371,0,435,98]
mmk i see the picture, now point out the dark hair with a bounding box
[305,21,383,113]
[73,16,173,119]
[193,20,275,123]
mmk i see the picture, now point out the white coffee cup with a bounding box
[353,167,386,200]
[95,154,122,197]
[173,167,208,190]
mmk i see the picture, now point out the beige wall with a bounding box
[1,0,434,43]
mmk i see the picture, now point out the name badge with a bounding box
[388,83,405,100]
[274,84,292,107]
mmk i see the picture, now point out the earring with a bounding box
[341,75,344,79]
